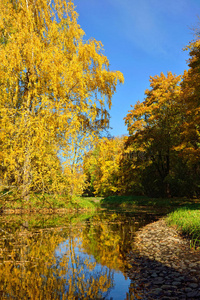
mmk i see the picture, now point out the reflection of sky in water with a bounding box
[109,272,131,300]
[55,239,131,300]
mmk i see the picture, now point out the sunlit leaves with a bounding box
[0,0,123,201]
[124,72,184,197]
[178,37,200,163]
[83,136,127,196]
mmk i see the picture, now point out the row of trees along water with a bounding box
[0,0,200,205]
[83,38,200,198]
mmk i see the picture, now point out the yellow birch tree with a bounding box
[0,0,123,202]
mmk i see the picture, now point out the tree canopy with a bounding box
[0,0,123,202]
[83,31,200,198]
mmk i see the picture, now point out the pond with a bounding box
[0,208,163,299]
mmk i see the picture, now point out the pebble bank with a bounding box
[127,219,200,299]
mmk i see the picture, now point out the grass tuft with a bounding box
[166,207,200,249]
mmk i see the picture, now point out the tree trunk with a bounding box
[165,149,171,198]
[22,70,32,202]
[22,147,31,202]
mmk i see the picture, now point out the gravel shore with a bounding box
[127,218,200,299]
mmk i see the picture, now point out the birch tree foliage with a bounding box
[0,0,123,199]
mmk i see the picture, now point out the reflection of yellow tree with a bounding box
[0,219,114,299]
[81,213,136,275]
[57,235,114,299]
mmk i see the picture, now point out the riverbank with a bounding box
[100,195,200,209]
[0,195,102,214]
[101,195,200,248]
[127,218,200,299]
[2,195,200,250]
[2,195,200,246]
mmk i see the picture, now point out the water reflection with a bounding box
[55,239,115,299]
[0,211,158,299]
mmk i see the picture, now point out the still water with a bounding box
[0,209,161,299]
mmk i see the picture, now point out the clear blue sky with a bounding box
[74,0,200,137]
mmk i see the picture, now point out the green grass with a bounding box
[100,195,200,209]
[166,206,200,249]
[70,196,102,210]
[3,192,199,212]
[0,193,100,212]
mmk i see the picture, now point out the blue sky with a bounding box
[74,0,200,137]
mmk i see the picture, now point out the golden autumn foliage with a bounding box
[0,0,123,202]
[83,136,129,196]
[124,72,186,197]
[124,46,200,197]
[82,29,200,199]
[83,136,146,196]
[125,72,182,136]
[0,218,115,299]
[177,37,200,163]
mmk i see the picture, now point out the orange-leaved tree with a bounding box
[0,0,123,202]
[178,34,200,163]
[124,72,183,197]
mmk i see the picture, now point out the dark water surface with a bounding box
[0,209,163,299]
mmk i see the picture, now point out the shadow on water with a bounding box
[0,209,199,299]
